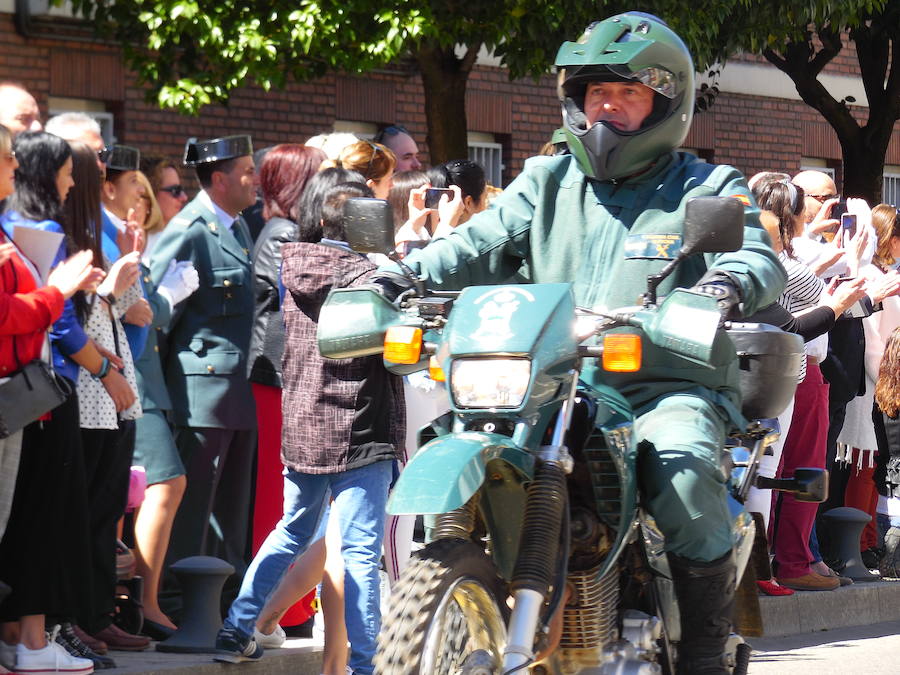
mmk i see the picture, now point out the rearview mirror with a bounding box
[756,468,828,503]
[343,198,395,255]
[682,196,744,255]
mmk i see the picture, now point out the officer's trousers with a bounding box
[164,426,256,612]
[634,393,733,562]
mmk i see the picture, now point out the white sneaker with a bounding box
[14,629,93,674]
[252,625,286,649]
[312,611,325,644]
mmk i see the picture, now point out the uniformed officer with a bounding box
[373,13,786,674]
[98,144,153,359]
[149,135,257,598]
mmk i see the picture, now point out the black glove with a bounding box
[366,270,417,302]
[691,272,743,319]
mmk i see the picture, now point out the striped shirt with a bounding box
[777,252,826,380]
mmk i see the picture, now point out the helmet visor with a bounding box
[606,64,677,98]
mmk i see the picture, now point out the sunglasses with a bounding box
[158,184,186,198]
[363,140,381,179]
[373,125,409,144]
[807,193,839,203]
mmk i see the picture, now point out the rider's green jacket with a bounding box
[390,152,787,425]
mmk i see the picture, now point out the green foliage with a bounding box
[61,0,889,117]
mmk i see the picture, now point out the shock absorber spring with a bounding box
[511,460,568,596]
[432,495,479,540]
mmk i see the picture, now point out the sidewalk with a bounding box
[109,639,322,675]
[107,578,900,673]
[759,577,900,637]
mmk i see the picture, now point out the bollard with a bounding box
[156,556,235,653]
[820,507,880,582]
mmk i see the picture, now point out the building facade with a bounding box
[1,6,898,202]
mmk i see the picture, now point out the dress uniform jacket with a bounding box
[149,195,255,430]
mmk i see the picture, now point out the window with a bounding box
[468,141,504,187]
[883,166,900,207]
[47,97,115,145]
[332,120,377,138]
[799,158,835,178]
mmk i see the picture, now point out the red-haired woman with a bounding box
[246,144,326,635]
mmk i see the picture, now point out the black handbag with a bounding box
[0,355,72,439]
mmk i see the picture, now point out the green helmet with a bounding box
[555,13,694,181]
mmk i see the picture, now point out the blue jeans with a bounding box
[225,460,392,675]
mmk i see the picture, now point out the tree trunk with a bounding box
[764,21,899,205]
[416,41,480,164]
[841,138,888,203]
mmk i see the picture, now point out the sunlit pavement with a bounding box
[749,620,900,674]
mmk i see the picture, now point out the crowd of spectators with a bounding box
[744,169,900,594]
[0,81,491,675]
[1,75,900,675]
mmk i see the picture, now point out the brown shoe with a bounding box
[72,624,108,655]
[777,572,840,591]
[811,561,854,586]
[92,623,151,651]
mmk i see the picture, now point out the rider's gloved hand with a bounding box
[691,271,743,320]
[366,271,417,302]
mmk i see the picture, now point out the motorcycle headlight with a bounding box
[450,358,531,409]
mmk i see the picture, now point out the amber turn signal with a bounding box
[602,334,641,372]
[384,326,423,364]
[428,356,446,382]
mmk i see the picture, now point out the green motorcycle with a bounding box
[318,196,823,674]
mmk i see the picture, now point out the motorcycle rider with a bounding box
[373,12,786,673]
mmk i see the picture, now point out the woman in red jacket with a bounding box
[0,123,102,675]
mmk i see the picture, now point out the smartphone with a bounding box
[424,188,453,209]
[835,275,855,285]
[841,213,857,238]
[831,199,848,220]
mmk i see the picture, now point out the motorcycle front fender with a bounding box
[387,431,534,515]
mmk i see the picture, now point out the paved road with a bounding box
[749,620,900,674]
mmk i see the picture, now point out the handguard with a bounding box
[366,270,418,302]
[691,271,743,320]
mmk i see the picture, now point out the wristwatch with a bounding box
[92,357,112,380]
[99,291,117,305]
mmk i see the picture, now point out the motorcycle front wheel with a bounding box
[375,538,510,674]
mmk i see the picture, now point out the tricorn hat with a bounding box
[99,145,140,172]
[183,135,253,167]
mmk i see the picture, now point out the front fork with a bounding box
[502,373,578,672]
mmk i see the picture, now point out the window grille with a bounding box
[883,173,900,207]
[468,142,504,187]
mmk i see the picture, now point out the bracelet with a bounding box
[92,357,112,380]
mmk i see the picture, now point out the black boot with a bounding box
[668,551,736,675]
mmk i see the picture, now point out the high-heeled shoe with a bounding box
[140,618,176,641]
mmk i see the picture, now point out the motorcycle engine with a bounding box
[556,507,620,673]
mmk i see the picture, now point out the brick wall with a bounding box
[0,13,897,193]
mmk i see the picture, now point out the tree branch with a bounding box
[459,42,481,76]
[887,40,900,120]
[765,34,859,147]
[810,24,842,76]
[850,22,889,113]
[762,47,787,71]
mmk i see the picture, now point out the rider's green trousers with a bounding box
[634,392,733,563]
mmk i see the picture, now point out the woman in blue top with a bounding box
[0,131,139,670]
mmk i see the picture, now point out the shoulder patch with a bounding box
[731,194,751,206]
